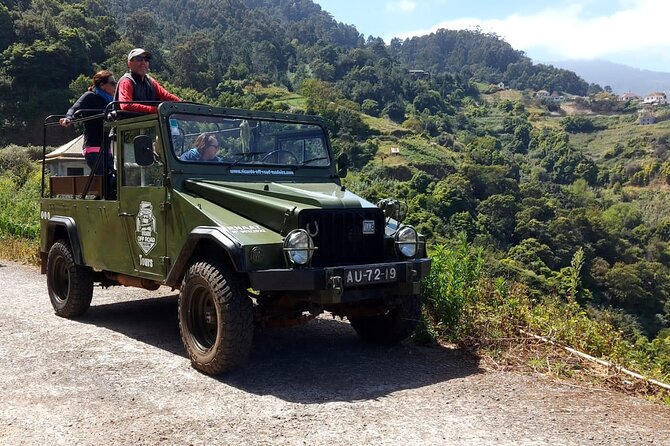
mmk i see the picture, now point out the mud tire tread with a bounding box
[46,240,93,318]
[179,261,253,375]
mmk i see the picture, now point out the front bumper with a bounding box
[248,258,431,304]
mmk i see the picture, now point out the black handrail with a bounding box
[42,110,108,199]
[42,100,184,199]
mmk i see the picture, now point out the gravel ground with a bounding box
[1,260,669,446]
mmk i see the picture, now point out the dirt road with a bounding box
[1,260,669,445]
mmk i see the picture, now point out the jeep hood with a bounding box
[183,180,373,233]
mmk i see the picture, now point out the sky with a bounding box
[313,0,670,73]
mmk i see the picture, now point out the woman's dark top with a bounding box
[65,91,108,148]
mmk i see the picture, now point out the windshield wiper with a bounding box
[228,151,267,166]
[300,157,329,166]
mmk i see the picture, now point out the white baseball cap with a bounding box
[127,48,152,62]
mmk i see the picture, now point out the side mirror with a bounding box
[134,135,154,166]
[337,152,348,178]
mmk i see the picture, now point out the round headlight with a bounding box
[283,229,315,265]
[395,225,418,258]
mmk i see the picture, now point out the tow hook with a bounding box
[330,276,343,297]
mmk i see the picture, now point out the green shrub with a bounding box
[0,146,34,186]
[421,236,670,387]
[422,234,484,341]
[0,166,41,240]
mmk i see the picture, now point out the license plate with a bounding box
[344,265,398,286]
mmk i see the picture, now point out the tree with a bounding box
[382,101,406,123]
[3,30,90,91]
[300,78,336,113]
[330,137,376,170]
[602,203,642,235]
[461,163,519,199]
[508,238,554,275]
[604,261,670,336]
[409,171,434,194]
[476,194,518,244]
[361,98,379,116]
[431,174,475,219]
[0,4,15,52]
[466,135,500,165]
[170,32,216,92]
[412,90,446,115]
[124,8,161,52]
[329,106,371,138]
[560,116,603,133]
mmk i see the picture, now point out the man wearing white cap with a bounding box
[115,48,181,113]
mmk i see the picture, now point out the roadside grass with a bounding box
[0,147,42,266]
[0,235,39,265]
[421,236,670,404]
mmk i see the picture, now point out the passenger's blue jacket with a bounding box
[179,148,220,162]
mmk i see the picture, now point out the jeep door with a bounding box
[117,123,169,279]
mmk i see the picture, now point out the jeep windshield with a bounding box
[168,113,331,168]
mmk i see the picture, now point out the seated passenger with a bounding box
[179,133,221,162]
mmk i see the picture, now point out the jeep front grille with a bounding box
[298,209,385,267]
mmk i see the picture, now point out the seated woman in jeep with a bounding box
[179,133,221,162]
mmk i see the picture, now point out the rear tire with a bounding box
[46,240,93,318]
[348,295,422,345]
[179,261,253,375]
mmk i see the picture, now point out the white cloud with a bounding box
[392,0,670,65]
[386,1,416,13]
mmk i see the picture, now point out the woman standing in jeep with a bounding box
[59,70,117,174]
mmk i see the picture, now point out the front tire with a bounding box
[46,240,93,318]
[178,261,253,375]
[348,295,422,345]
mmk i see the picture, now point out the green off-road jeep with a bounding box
[40,101,431,374]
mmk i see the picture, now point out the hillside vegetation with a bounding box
[0,0,668,394]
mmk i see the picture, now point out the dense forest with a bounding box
[0,0,593,144]
[1,0,668,383]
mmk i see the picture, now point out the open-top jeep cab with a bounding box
[40,101,431,374]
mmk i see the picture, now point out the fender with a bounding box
[46,216,84,265]
[165,226,246,288]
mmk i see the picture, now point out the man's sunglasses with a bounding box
[132,56,151,62]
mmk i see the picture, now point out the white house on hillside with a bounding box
[643,92,667,105]
[549,92,565,102]
[618,92,640,102]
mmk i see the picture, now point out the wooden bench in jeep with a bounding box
[49,175,103,199]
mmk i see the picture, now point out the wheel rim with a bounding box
[51,255,70,304]
[188,285,219,353]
